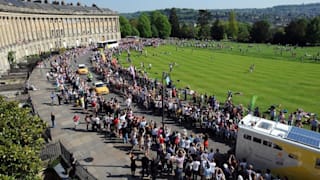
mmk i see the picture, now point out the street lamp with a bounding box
[161,72,167,128]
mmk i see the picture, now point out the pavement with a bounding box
[29,51,232,180]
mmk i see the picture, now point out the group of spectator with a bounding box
[44,38,318,180]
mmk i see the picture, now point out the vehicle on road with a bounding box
[77,64,88,75]
[94,81,109,95]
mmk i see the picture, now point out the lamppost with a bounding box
[161,72,167,128]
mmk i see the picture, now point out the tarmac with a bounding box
[28,51,232,180]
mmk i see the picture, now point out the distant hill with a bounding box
[121,3,320,26]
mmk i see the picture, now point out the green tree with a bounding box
[227,11,239,40]
[129,18,139,29]
[169,8,180,38]
[151,24,159,37]
[211,19,226,40]
[237,23,251,42]
[272,27,286,45]
[119,16,132,38]
[285,18,308,45]
[306,16,320,45]
[131,27,140,36]
[150,11,171,38]
[250,20,271,43]
[137,13,152,38]
[197,10,212,39]
[7,51,16,65]
[0,97,46,179]
[180,23,197,39]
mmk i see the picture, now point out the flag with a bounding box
[129,65,135,79]
[165,75,171,85]
[250,95,258,111]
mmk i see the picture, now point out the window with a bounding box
[253,137,262,144]
[288,153,298,160]
[263,140,272,147]
[243,134,252,140]
[273,144,283,151]
[315,158,320,169]
[257,122,272,130]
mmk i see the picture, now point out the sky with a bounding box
[69,0,320,13]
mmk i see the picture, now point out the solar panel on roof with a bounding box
[286,126,320,149]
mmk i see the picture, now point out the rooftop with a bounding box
[0,0,117,15]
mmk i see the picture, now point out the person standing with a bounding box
[50,91,55,105]
[141,153,150,177]
[51,112,55,128]
[129,152,137,177]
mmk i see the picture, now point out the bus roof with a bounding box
[239,114,320,149]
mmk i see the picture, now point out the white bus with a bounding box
[97,40,119,49]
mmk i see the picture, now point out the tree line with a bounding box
[120,8,320,46]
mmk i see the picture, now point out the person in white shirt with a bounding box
[191,158,201,180]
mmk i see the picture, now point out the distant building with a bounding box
[0,0,121,74]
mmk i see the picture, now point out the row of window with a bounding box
[243,134,283,150]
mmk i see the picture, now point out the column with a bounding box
[0,17,4,47]
[20,17,27,43]
[85,18,90,35]
[12,17,20,44]
[16,17,23,44]
[67,18,72,37]
[6,17,14,45]
[62,18,67,37]
[38,18,44,39]
[99,18,103,34]
[42,17,50,39]
[25,17,31,41]
[95,18,99,34]
[31,17,37,41]
[81,18,85,35]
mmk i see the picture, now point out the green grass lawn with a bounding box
[118,42,320,116]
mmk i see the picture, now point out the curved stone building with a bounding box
[0,0,121,74]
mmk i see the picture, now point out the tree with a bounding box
[0,97,46,179]
[7,51,16,65]
[180,23,197,39]
[227,11,239,40]
[150,11,171,38]
[129,18,139,29]
[119,16,132,38]
[285,18,308,45]
[131,27,140,36]
[197,10,212,39]
[305,16,320,45]
[137,13,152,38]
[272,27,286,45]
[250,20,271,43]
[237,23,251,42]
[169,8,180,38]
[151,24,159,37]
[211,19,226,40]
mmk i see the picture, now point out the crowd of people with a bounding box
[43,38,318,180]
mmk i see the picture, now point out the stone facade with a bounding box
[0,0,121,74]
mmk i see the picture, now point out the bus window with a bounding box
[288,153,298,160]
[273,144,283,151]
[244,134,252,140]
[263,140,272,147]
[253,137,262,144]
[315,158,320,169]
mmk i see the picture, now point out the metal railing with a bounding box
[40,141,97,180]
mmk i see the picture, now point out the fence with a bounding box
[41,141,97,180]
